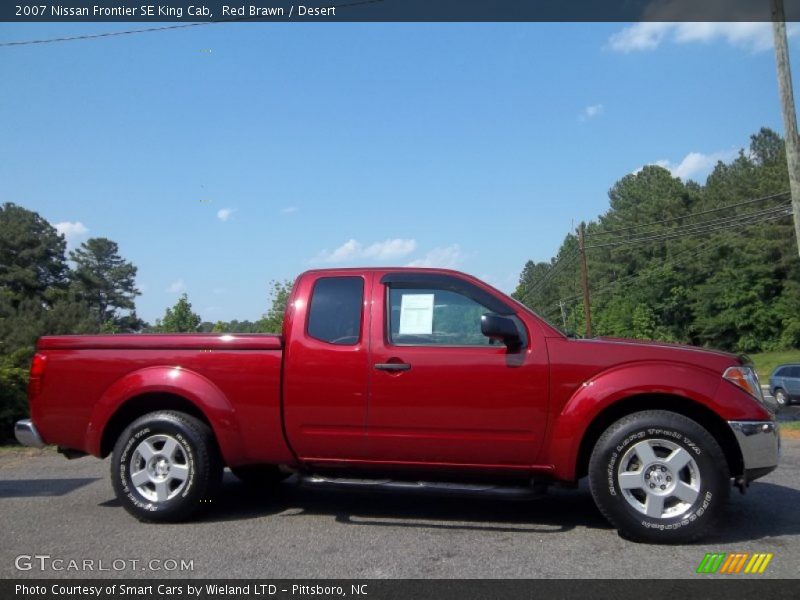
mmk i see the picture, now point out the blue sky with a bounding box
[1,22,798,323]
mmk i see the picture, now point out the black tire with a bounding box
[588,410,729,544]
[774,388,788,407]
[111,411,222,522]
[230,465,291,488]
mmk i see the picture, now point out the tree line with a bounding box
[0,202,290,442]
[513,128,800,354]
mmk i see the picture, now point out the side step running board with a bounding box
[297,474,548,498]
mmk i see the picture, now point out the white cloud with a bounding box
[315,238,417,263]
[54,221,89,247]
[608,22,672,52]
[318,239,361,263]
[167,279,186,293]
[217,208,234,222]
[406,244,463,269]
[580,104,604,121]
[642,149,737,181]
[608,21,798,54]
[363,238,417,260]
[281,206,299,214]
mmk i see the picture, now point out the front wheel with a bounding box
[111,411,222,522]
[588,410,729,544]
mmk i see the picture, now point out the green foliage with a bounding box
[0,204,143,443]
[0,351,28,447]
[70,237,142,330]
[256,280,293,333]
[154,294,201,333]
[514,128,800,354]
[176,280,294,335]
[0,203,68,304]
[631,304,657,340]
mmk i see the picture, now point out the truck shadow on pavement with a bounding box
[0,477,99,498]
[197,474,610,535]
[190,475,800,543]
[703,482,800,544]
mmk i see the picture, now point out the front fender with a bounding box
[545,361,729,481]
[85,365,246,464]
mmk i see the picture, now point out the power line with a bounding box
[587,203,788,248]
[518,250,577,296]
[0,0,386,48]
[518,249,578,299]
[586,203,792,249]
[587,191,790,238]
[0,22,212,47]
[522,198,792,311]
[524,192,793,324]
[559,237,724,305]
[559,210,794,305]
[556,237,723,307]
[587,204,791,249]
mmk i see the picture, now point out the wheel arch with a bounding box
[86,365,247,465]
[99,392,213,457]
[574,394,744,481]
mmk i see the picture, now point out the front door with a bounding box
[366,273,548,468]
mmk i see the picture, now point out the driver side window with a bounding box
[387,287,499,346]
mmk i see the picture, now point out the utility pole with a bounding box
[557,299,568,329]
[577,222,593,337]
[772,0,800,257]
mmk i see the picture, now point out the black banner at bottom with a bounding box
[3,579,799,600]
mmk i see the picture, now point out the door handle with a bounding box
[374,363,411,372]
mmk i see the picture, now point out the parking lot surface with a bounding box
[1,437,799,579]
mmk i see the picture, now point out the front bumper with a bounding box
[14,419,46,449]
[728,420,780,482]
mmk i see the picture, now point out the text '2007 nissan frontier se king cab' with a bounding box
[15,268,779,543]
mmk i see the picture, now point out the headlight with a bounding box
[723,366,764,402]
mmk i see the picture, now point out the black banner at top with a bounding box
[2,0,800,23]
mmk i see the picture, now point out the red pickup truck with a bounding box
[15,268,778,543]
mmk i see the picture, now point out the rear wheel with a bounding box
[774,388,788,407]
[111,411,222,522]
[588,410,729,544]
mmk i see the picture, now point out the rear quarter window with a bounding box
[306,276,364,345]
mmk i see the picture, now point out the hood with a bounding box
[572,336,744,376]
[594,336,743,362]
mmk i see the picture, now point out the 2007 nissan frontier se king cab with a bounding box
[15,268,779,543]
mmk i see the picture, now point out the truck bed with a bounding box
[32,334,292,467]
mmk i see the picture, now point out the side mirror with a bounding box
[481,314,521,348]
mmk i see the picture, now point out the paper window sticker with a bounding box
[398,293,435,335]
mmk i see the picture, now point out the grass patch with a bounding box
[0,443,25,453]
[780,421,800,432]
[0,447,57,463]
[749,349,800,382]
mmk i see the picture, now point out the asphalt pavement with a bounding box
[1,437,799,580]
